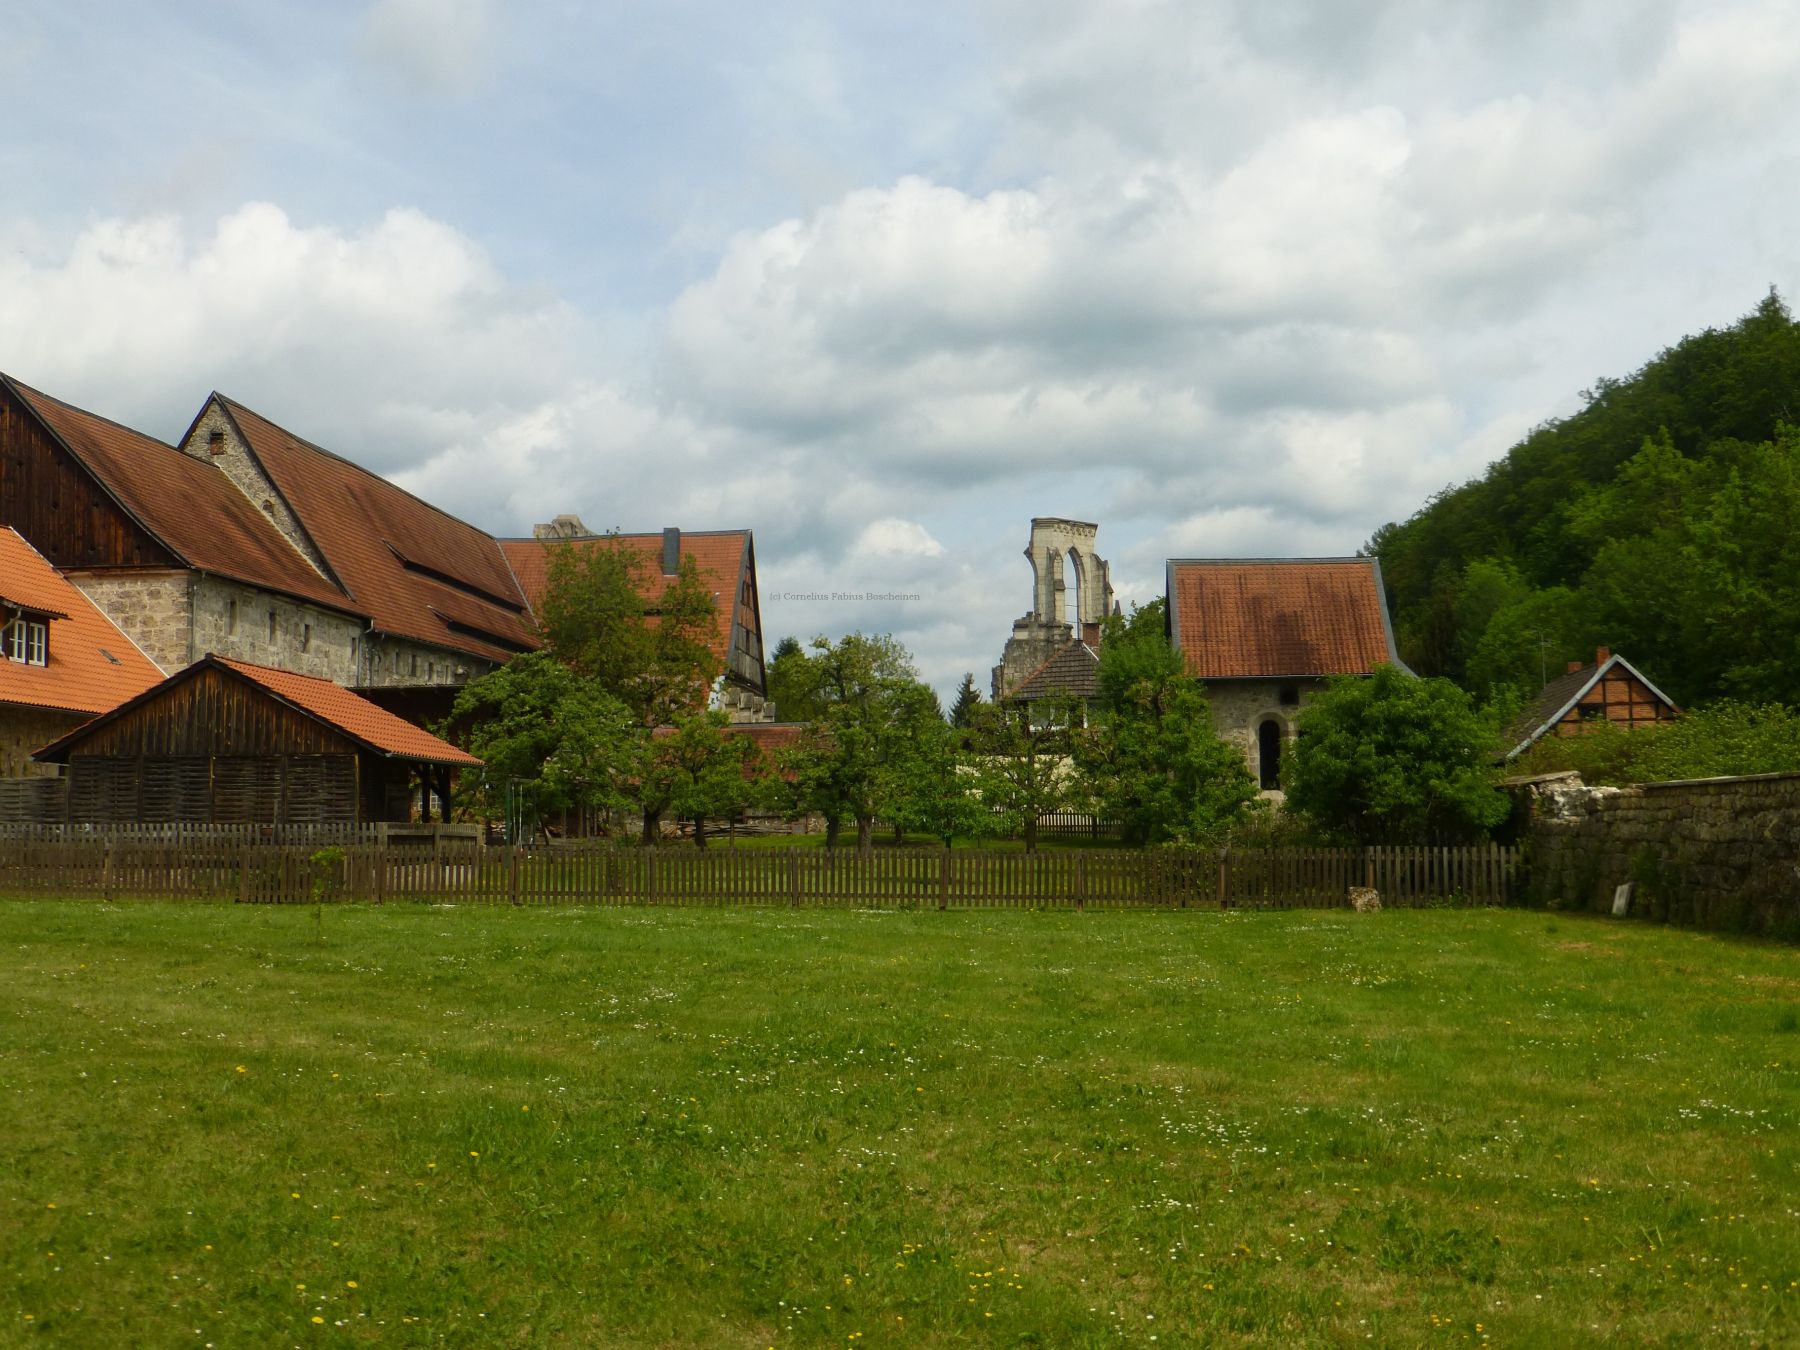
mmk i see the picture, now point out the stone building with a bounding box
[992,518,1117,699]
[0,373,771,731]
[1166,557,1409,795]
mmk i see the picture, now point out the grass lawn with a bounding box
[2,903,1796,1348]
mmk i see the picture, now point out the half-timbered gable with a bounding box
[1499,648,1680,761]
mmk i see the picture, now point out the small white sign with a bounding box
[1611,882,1634,917]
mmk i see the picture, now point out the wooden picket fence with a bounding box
[0,841,1521,909]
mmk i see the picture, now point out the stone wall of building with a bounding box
[191,576,366,683]
[358,633,499,691]
[180,404,335,579]
[0,707,83,777]
[1205,678,1322,797]
[64,571,190,673]
[1526,771,1800,936]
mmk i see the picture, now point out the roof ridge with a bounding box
[3,374,183,450]
[218,394,506,541]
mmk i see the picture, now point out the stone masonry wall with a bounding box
[1527,772,1800,936]
[179,404,335,579]
[191,575,366,683]
[1205,678,1323,798]
[65,572,190,674]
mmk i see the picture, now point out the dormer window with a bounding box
[5,617,48,666]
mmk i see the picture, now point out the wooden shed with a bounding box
[33,655,480,825]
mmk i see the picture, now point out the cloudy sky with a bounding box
[8,1,1800,697]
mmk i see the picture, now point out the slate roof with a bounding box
[1499,652,1679,761]
[499,531,752,673]
[0,528,164,716]
[215,658,482,766]
[1166,558,1406,679]
[211,398,539,664]
[9,380,352,614]
[1009,639,1100,702]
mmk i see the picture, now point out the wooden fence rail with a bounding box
[0,842,1521,909]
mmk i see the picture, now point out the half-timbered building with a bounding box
[1498,648,1680,762]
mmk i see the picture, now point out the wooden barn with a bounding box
[1499,647,1680,762]
[34,656,480,826]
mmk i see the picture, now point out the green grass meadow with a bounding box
[2,902,1796,1347]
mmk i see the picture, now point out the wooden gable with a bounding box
[1550,664,1679,738]
[0,378,177,570]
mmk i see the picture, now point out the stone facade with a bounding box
[178,403,335,579]
[0,707,83,777]
[1205,678,1322,797]
[64,571,190,674]
[358,633,498,690]
[993,518,1117,699]
[192,576,367,682]
[1526,771,1800,936]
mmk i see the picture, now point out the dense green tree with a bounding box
[1076,602,1257,845]
[780,634,937,855]
[1285,666,1508,844]
[879,687,992,847]
[445,652,639,835]
[638,710,756,847]
[966,698,1077,852]
[948,673,983,729]
[1514,700,1800,784]
[539,537,720,725]
[766,634,827,723]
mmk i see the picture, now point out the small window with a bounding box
[267,611,277,643]
[301,623,312,652]
[227,600,238,636]
[1278,683,1300,707]
[6,618,48,666]
[410,653,418,677]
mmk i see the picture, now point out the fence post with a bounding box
[938,848,950,912]
[238,846,250,904]
[1075,853,1086,910]
[102,845,115,901]
[647,849,658,905]
[1217,848,1229,909]
[509,847,521,906]
[788,850,802,908]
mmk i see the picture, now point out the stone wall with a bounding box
[1205,678,1321,798]
[1526,771,1800,936]
[65,571,190,673]
[0,707,83,777]
[180,403,335,579]
[191,576,366,683]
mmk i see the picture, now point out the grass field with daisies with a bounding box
[2,901,1797,1348]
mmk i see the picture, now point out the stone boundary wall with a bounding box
[1525,771,1800,936]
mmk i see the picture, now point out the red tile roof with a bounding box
[11,380,353,614]
[0,527,164,715]
[214,398,539,664]
[500,531,750,671]
[215,657,481,766]
[1167,558,1403,679]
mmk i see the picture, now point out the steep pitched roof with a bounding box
[35,655,482,767]
[1166,557,1406,680]
[1009,639,1100,702]
[7,379,352,613]
[0,527,164,715]
[211,398,539,664]
[499,531,752,674]
[1499,652,1680,761]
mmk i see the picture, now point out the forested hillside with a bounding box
[1371,292,1800,708]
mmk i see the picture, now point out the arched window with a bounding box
[1258,719,1283,791]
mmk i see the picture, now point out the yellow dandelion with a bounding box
[311,1315,324,1324]
[236,1066,247,1074]
[346,1280,358,1289]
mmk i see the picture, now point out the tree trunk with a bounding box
[892,822,904,844]
[824,814,842,850]
[641,808,662,845]
[694,816,708,849]
[856,814,874,859]
[1024,816,1039,854]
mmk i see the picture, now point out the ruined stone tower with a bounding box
[991,518,1117,699]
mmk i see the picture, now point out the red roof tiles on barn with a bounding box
[206,397,540,664]
[1166,558,1406,679]
[8,380,354,614]
[0,527,164,716]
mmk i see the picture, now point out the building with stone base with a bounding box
[1166,557,1409,795]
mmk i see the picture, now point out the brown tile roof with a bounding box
[214,398,539,665]
[1166,558,1404,679]
[214,657,481,766]
[0,528,164,715]
[499,531,750,671]
[10,380,352,613]
[1009,640,1100,702]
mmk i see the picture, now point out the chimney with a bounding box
[661,527,681,577]
[1082,621,1101,647]
[1595,646,1612,666]
[1566,660,1583,674]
